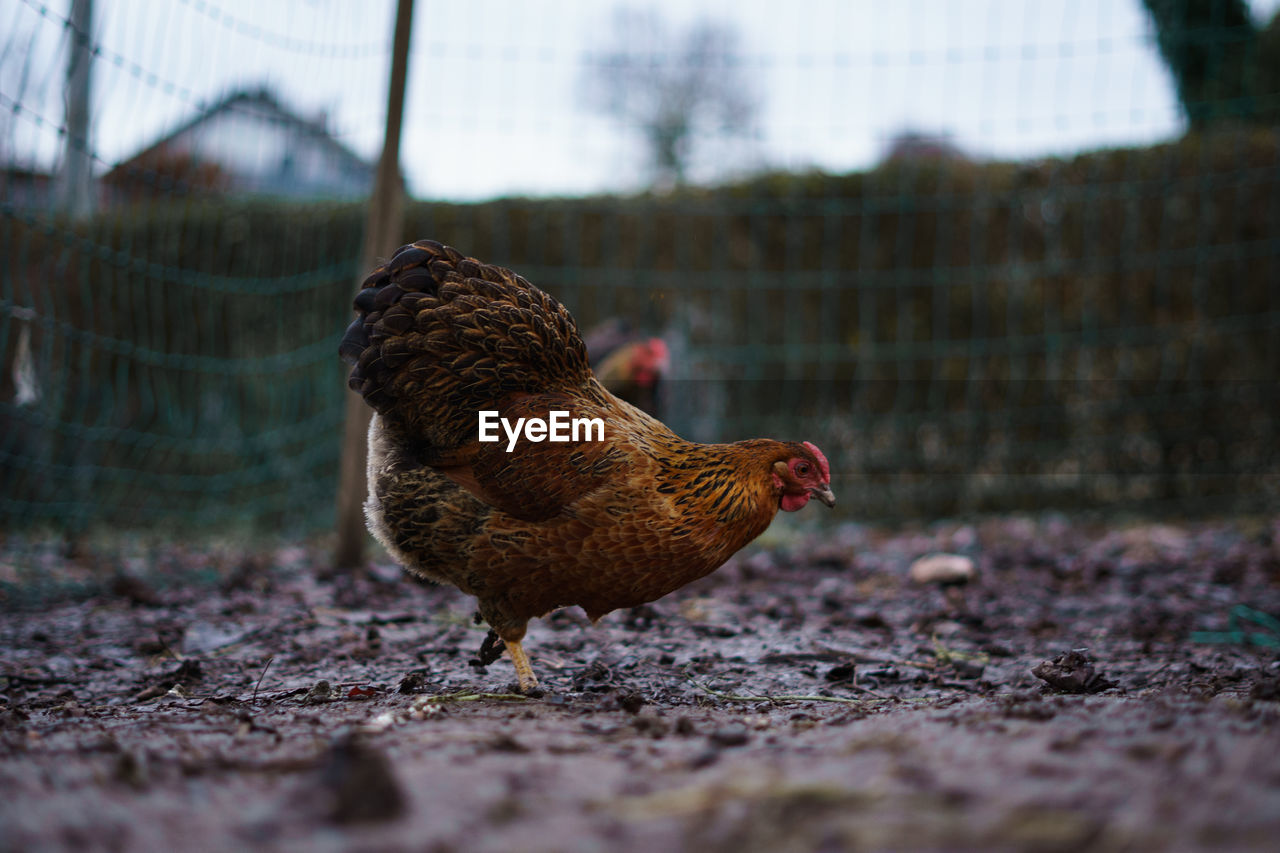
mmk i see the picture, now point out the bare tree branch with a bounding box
[582,7,758,189]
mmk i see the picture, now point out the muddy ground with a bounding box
[2,516,1279,852]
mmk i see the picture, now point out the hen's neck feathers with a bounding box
[634,429,790,551]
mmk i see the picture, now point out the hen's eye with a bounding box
[796,463,810,476]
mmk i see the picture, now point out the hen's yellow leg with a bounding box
[504,639,538,693]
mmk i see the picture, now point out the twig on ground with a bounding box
[252,656,274,704]
[416,691,531,703]
[930,637,990,666]
[844,681,899,701]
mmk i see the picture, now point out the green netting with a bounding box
[0,201,360,531]
[4,128,1278,532]
[3,1,1280,533]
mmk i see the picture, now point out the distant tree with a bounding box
[1142,0,1280,126]
[882,130,968,164]
[1258,10,1280,115]
[582,8,757,188]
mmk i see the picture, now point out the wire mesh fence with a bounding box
[2,1,1278,534]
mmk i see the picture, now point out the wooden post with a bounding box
[58,0,94,218]
[334,0,415,571]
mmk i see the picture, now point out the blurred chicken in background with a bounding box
[583,319,670,418]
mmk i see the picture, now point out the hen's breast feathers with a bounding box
[462,434,785,621]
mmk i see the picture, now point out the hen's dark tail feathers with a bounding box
[338,239,593,451]
[337,284,381,367]
[339,242,446,377]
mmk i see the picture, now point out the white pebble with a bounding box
[908,553,976,585]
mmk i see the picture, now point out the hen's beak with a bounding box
[811,484,836,508]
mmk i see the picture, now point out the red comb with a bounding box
[642,338,669,368]
[802,441,830,482]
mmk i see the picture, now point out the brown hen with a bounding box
[340,240,834,691]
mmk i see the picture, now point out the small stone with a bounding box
[689,748,720,769]
[618,692,647,714]
[824,663,856,683]
[488,732,530,753]
[304,680,332,705]
[113,749,149,790]
[951,658,986,680]
[708,725,750,747]
[1031,650,1117,694]
[909,554,976,585]
[321,734,406,824]
[1250,673,1280,701]
[631,713,670,737]
[397,669,429,694]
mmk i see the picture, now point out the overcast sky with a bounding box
[5,0,1280,200]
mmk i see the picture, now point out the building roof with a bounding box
[105,86,377,200]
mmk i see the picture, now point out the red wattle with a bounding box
[780,492,811,512]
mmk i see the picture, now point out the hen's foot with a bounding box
[504,639,539,693]
[469,629,538,693]
[470,629,504,668]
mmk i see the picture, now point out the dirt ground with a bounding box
[2,516,1279,852]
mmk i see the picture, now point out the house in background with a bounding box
[1,166,55,211]
[104,87,376,203]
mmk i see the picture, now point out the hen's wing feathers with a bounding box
[456,392,629,521]
[342,240,616,521]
